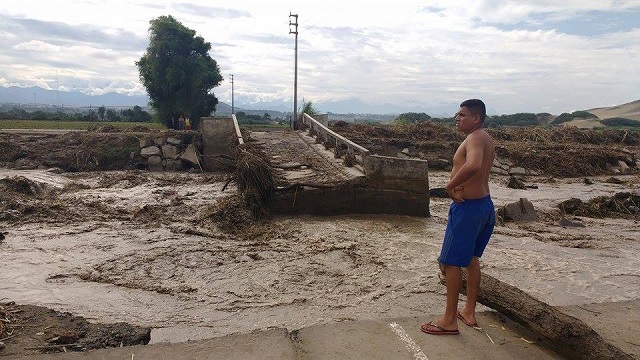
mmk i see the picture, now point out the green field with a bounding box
[0,119,166,130]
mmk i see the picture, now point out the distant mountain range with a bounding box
[0,85,456,116]
[0,86,150,108]
[2,86,637,121]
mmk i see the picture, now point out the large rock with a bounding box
[141,146,161,158]
[147,156,163,172]
[180,143,200,167]
[166,137,182,146]
[500,198,538,221]
[509,166,528,176]
[162,144,179,159]
[139,138,153,148]
[164,158,182,171]
[618,160,630,174]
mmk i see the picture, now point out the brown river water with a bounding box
[0,169,638,343]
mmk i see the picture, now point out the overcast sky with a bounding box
[1,0,639,114]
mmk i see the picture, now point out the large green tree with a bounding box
[136,15,223,129]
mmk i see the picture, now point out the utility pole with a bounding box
[230,74,235,115]
[289,12,298,129]
[56,68,60,107]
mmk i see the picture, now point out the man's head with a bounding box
[455,99,486,134]
[459,99,486,123]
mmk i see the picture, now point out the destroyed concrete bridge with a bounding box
[200,114,431,217]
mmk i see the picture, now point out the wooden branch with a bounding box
[460,271,633,359]
[221,177,234,192]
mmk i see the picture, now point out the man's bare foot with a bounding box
[456,309,478,327]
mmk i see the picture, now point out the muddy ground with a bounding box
[0,124,639,357]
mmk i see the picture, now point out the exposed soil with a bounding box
[0,125,639,358]
[0,301,150,357]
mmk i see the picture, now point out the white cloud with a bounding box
[14,40,60,52]
[0,0,639,114]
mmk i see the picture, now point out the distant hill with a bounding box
[557,99,640,128]
[587,99,640,121]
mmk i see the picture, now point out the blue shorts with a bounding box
[439,195,495,267]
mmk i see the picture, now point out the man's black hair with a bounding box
[460,99,486,122]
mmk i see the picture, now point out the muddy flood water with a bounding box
[1,169,639,344]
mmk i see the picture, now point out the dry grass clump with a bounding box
[200,146,276,232]
[204,148,276,232]
[235,150,275,219]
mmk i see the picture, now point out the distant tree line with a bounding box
[235,111,287,125]
[549,111,597,125]
[484,113,554,127]
[390,110,639,128]
[0,105,152,122]
[393,112,432,125]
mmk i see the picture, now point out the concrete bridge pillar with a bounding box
[200,117,237,171]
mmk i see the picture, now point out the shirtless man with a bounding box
[421,99,496,335]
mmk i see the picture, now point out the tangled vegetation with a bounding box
[559,193,640,218]
[330,121,640,177]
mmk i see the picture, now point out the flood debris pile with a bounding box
[0,301,150,357]
[235,150,275,218]
[0,132,142,172]
[0,176,55,222]
[0,130,199,172]
[330,122,640,177]
[559,192,640,218]
[203,149,275,232]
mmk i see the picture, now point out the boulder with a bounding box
[141,146,161,158]
[139,138,153,148]
[509,166,528,176]
[147,156,163,172]
[153,137,165,146]
[180,143,200,166]
[166,137,182,146]
[162,144,179,159]
[500,198,538,221]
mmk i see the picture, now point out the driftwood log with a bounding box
[460,271,633,359]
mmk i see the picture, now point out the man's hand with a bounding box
[446,185,464,203]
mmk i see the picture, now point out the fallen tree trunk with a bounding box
[461,272,633,360]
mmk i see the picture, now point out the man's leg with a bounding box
[432,264,462,331]
[459,256,480,325]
